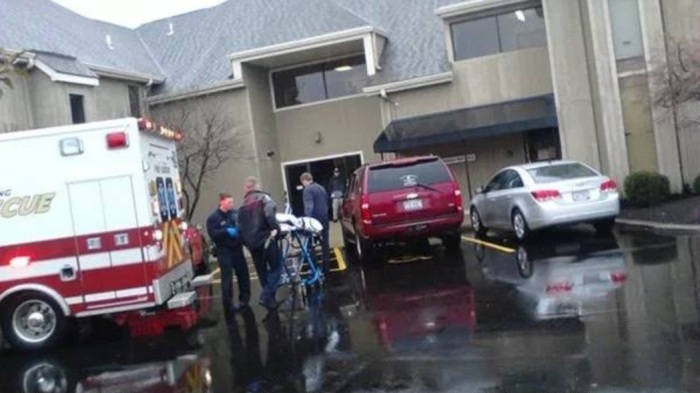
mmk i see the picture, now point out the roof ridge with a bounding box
[135,30,166,78]
[329,0,374,27]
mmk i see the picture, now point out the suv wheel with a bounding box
[442,231,462,252]
[355,232,374,262]
[511,209,530,241]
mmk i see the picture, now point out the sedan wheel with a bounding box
[512,209,530,241]
[470,208,486,236]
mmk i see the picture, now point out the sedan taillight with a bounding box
[600,179,617,192]
[532,190,562,202]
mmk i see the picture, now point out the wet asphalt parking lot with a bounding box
[1,226,699,393]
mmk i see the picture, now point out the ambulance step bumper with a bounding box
[167,291,196,310]
[191,273,213,287]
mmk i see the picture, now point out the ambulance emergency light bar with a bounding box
[137,118,185,142]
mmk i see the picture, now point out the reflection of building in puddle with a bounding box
[476,235,627,321]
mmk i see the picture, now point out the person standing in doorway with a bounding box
[237,177,282,311]
[300,172,330,276]
[206,193,250,315]
[328,168,346,223]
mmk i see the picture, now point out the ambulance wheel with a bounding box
[2,292,67,351]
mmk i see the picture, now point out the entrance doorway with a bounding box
[283,152,363,217]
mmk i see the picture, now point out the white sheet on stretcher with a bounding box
[276,213,323,234]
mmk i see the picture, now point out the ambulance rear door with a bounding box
[67,175,150,311]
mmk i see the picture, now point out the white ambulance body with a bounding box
[0,117,207,350]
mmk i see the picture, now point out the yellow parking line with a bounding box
[462,236,515,254]
[333,248,347,272]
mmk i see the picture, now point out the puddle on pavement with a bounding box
[0,229,699,393]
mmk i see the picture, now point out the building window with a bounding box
[128,85,141,118]
[609,0,645,70]
[272,55,367,109]
[451,6,547,61]
[69,94,85,124]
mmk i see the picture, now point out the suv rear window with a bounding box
[527,162,598,184]
[368,159,451,192]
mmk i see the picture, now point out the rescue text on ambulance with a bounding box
[0,193,56,218]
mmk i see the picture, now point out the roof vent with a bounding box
[167,22,175,36]
[105,34,114,50]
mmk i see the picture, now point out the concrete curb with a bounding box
[616,218,700,233]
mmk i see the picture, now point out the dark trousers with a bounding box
[250,239,281,302]
[217,246,250,310]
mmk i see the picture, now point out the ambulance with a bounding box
[0,117,213,351]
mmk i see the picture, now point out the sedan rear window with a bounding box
[527,163,598,184]
[368,160,451,192]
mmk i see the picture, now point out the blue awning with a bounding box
[374,94,557,153]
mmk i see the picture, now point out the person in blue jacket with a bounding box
[300,172,330,276]
[206,192,250,314]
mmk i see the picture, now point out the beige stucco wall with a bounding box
[28,71,137,129]
[243,65,284,202]
[93,78,133,120]
[0,71,32,132]
[30,70,89,127]
[150,89,259,225]
[275,96,383,166]
[619,74,658,173]
[657,0,700,186]
[542,0,601,171]
[580,0,630,186]
[388,47,553,120]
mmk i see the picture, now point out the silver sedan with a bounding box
[469,160,620,240]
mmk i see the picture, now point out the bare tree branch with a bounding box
[0,49,30,99]
[153,98,253,219]
[650,38,700,113]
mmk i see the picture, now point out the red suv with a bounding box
[340,156,464,261]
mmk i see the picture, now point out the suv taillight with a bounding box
[454,188,463,211]
[361,194,371,225]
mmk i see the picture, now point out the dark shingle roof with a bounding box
[137,0,466,94]
[34,51,97,78]
[1,0,467,95]
[334,0,463,85]
[0,0,164,80]
[137,0,373,94]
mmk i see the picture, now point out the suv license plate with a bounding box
[404,199,423,211]
[573,191,590,202]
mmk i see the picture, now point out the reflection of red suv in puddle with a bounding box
[340,156,464,261]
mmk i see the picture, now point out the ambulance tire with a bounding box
[1,292,67,351]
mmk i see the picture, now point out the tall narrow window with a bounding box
[128,85,141,118]
[69,94,85,124]
[609,0,645,70]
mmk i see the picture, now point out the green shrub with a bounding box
[694,175,700,195]
[624,171,671,207]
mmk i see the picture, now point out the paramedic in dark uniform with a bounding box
[300,172,330,277]
[206,193,250,314]
[237,177,282,311]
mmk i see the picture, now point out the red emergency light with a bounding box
[106,131,129,149]
[137,118,185,142]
